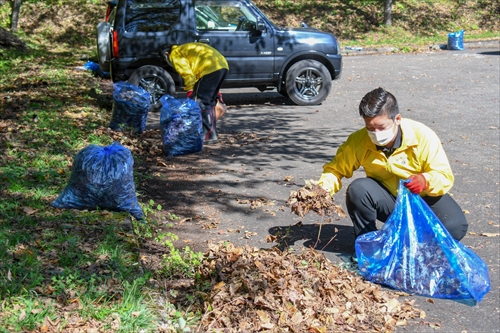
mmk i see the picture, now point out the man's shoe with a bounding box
[204,137,218,145]
[350,253,358,264]
[201,108,218,144]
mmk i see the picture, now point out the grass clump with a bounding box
[0,4,193,330]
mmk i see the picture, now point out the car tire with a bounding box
[96,21,111,72]
[128,65,175,113]
[285,60,331,106]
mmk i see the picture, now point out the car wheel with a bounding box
[285,60,331,106]
[128,65,175,112]
[96,21,111,72]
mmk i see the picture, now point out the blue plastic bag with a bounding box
[160,95,203,157]
[109,82,150,133]
[51,142,144,220]
[447,30,465,51]
[355,180,490,302]
[83,60,110,78]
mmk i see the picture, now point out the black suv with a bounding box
[96,0,342,107]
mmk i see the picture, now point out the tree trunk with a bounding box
[384,0,393,26]
[10,0,22,32]
[0,26,27,51]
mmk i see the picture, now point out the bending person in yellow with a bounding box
[318,87,468,250]
[166,42,229,143]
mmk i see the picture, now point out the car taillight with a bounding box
[112,30,119,58]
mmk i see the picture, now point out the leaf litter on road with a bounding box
[286,180,345,219]
[286,179,346,248]
[193,242,424,332]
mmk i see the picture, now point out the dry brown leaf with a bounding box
[19,309,26,322]
[480,232,499,237]
[266,235,277,243]
[396,319,407,326]
[23,206,38,216]
[214,281,225,291]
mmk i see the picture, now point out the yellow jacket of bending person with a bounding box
[318,118,454,197]
[169,42,229,91]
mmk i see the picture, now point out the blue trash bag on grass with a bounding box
[355,180,490,302]
[447,30,465,50]
[51,142,144,220]
[83,60,110,78]
[109,82,150,133]
[160,95,203,157]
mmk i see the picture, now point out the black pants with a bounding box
[192,68,228,110]
[346,178,469,241]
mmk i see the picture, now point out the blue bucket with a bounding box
[447,30,465,51]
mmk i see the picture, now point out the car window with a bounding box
[195,1,256,32]
[125,0,181,33]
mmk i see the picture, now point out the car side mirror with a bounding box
[256,18,266,32]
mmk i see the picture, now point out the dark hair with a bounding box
[161,43,174,55]
[359,87,399,119]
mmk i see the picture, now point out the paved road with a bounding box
[158,45,500,332]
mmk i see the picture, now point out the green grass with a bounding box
[0,44,203,328]
[344,26,499,49]
[0,42,180,330]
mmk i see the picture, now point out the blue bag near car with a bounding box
[83,60,110,78]
[160,95,203,157]
[109,81,150,133]
[447,30,465,50]
[355,180,490,302]
[51,142,144,220]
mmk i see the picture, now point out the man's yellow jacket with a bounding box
[319,118,454,197]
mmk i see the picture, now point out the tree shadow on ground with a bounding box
[477,51,500,56]
[268,222,356,255]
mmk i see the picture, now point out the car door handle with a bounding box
[197,39,210,44]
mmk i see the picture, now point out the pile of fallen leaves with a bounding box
[286,180,345,218]
[195,242,424,332]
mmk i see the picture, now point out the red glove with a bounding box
[216,92,224,104]
[405,174,427,194]
[186,90,194,99]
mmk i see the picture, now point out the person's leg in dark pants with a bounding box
[193,69,228,110]
[346,178,396,237]
[422,194,468,240]
[193,69,228,143]
[346,177,469,241]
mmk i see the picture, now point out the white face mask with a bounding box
[367,123,396,146]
